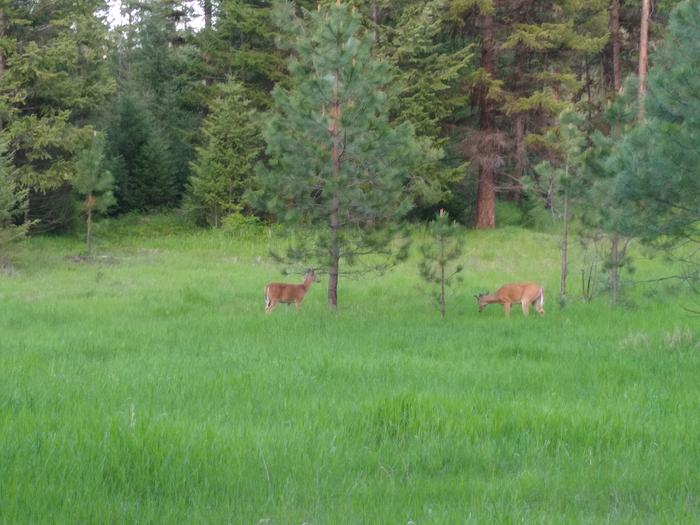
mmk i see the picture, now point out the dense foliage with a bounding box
[0,0,696,292]
[253,0,420,307]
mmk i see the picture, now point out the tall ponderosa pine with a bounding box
[187,80,262,227]
[612,0,700,258]
[450,0,607,228]
[255,0,420,308]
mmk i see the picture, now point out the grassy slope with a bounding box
[1,216,698,523]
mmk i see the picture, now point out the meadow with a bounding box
[1,215,699,524]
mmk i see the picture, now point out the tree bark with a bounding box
[611,0,622,92]
[474,12,497,229]
[203,0,212,31]
[560,189,569,302]
[638,0,650,119]
[86,193,95,254]
[609,235,620,303]
[608,0,623,303]
[0,8,5,132]
[512,113,525,202]
[327,70,342,308]
[439,239,446,319]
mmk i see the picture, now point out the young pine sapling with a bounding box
[418,209,465,318]
[72,135,115,254]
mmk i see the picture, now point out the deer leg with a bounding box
[266,300,277,314]
[503,303,512,317]
[295,300,302,311]
[522,301,530,316]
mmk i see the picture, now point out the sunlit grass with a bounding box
[1,216,698,523]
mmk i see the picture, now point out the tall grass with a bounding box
[1,216,698,523]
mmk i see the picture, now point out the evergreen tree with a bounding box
[209,0,290,109]
[417,209,465,319]
[0,140,29,259]
[612,0,700,259]
[450,0,607,228]
[106,90,176,211]
[0,0,114,222]
[582,78,638,302]
[254,0,420,308]
[108,0,206,210]
[530,109,587,302]
[384,0,473,215]
[72,134,115,253]
[187,79,262,227]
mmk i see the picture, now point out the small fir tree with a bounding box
[417,209,465,319]
[106,91,177,211]
[187,80,262,227]
[72,135,115,254]
[253,0,421,308]
[0,142,30,260]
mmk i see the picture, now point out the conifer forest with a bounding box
[1,0,700,522]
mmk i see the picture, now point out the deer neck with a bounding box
[482,293,500,304]
[302,276,314,291]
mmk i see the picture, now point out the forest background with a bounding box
[0,0,698,301]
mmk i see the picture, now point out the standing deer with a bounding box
[475,282,545,317]
[264,269,319,314]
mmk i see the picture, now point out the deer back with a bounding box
[494,282,542,302]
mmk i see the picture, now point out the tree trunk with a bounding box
[86,193,95,254]
[371,1,378,43]
[609,235,620,303]
[638,0,650,119]
[512,113,525,201]
[329,196,340,308]
[204,0,212,30]
[560,189,569,302]
[611,0,622,92]
[474,12,497,229]
[0,8,5,132]
[327,70,342,308]
[439,239,446,319]
[608,0,623,303]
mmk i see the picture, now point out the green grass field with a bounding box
[1,215,698,523]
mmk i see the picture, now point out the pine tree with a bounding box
[612,0,700,256]
[254,0,420,308]
[108,0,206,210]
[72,134,115,254]
[187,79,262,227]
[531,109,587,302]
[106,90,176,211]
[417,209,465,319]
[450,0,607,228]
[0,0,114,194]
[0,140,29,259]
[384,0,472,214]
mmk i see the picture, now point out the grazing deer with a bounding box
[475,282,545,317]
[264,269,319,314]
